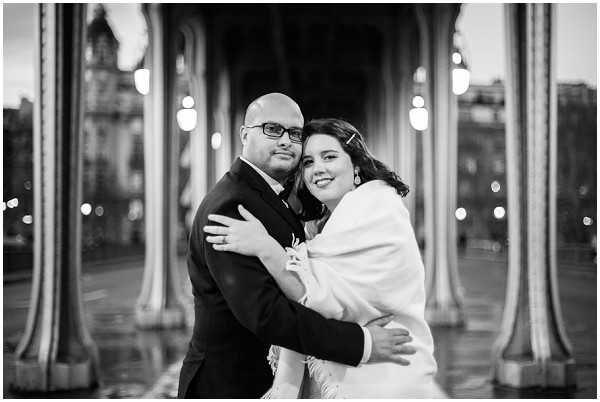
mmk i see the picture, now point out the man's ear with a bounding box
[239,125,248,145]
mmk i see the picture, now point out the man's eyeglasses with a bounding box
[243,122,304,143]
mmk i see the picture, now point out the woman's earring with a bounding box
[354,174,361,185]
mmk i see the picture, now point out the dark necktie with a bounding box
[279,182,293,201]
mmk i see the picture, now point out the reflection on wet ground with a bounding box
[92,318,190,398]
[3,258,193,398]
[431,253,596,398]
[5,326,191,398]
[3,253,596,398]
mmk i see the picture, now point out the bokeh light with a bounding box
[211,132,223,150]
[412,95,425,108]
[493,206,506,219]
[182,95,194,109]
[81,203,92,216]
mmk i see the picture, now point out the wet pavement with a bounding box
[431,252,596,398]
[3,257,193,398]
[3,251,597,398]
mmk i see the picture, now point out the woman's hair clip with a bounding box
[345,133,356,145]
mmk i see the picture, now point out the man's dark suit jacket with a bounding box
[178,158,364,398]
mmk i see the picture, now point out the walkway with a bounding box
[3,251,596,398]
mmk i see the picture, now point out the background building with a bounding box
[3,98,34,273]
[5,8,596,273]
[456,80,596,261]
[456,81,508,252]
[82,5,145,253]
[555,83,597,261]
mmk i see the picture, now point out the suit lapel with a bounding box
[258,190,305,238]
[231,158,304,237]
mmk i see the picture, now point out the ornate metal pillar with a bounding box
[136,4,187,329]
[180,16,209,229]
[492,4,576,388]
[210,29,233,182]
[416,4,465,326]
[395,17,420,219]
[380,12,419,219]
[14,3,99,391]
[213,65,233,180]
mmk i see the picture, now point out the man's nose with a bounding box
[276,131,292,146]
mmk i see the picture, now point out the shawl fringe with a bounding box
[305,356,340,399]
[266,345,280,375]
[262,346,280,399]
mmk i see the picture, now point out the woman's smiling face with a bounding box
[301,134,356,212]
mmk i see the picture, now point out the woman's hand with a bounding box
[204,205,276,258]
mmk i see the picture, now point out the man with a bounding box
[178,93,414,398]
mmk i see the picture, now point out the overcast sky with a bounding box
[3,3,597,108]
[457,3,597,85]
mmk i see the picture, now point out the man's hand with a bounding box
[366,314,416,365]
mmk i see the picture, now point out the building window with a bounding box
[471,105,495,124]
[463,157,478,174]
[492,159,505,174]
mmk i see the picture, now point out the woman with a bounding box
[204,118,443,398]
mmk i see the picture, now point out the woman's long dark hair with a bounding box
[295,118,409,221]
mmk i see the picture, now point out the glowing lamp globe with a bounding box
[134,68,150,95]
[452,67,470,95]
[177,108,197,132]
[211,132,223,150]
[409,107,428,131]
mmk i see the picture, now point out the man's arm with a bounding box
[195,199,364,366]
[253,233,414,366]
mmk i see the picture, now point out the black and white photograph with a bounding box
[3,2,597,398]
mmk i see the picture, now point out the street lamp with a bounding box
[211,132,223,150]
[410,66,429,131]
[451,30,470,96]
[134,56,150,95]
[452,51,470,95]
[413,66,427,84]
[134,69,150,95]
[409,95,428,131]
[176,95,197,132]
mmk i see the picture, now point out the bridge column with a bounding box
[212,57,233,181]
[416,4,466,326]
[135,4,187,329]
[492,4,576,388]
[395,17,420,219]
[180,16,209,229]
[14,3,99,392]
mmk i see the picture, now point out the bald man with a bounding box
[178,93,412,398]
